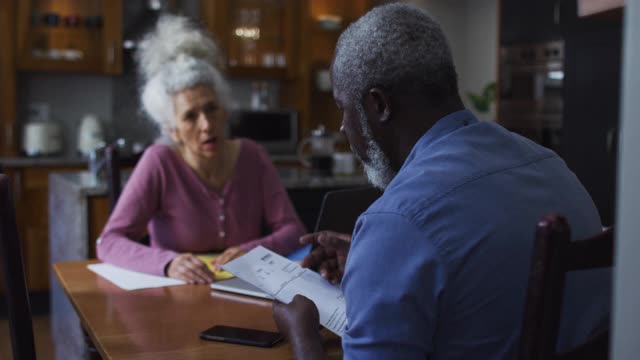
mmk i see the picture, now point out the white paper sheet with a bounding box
[223,246,347,336]
[87,263,186,290]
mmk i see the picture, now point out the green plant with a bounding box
[466,82,496,113]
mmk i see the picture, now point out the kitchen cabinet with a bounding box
[500,0,570,45]
[0,0,17,156]
[305,0,372,133]
[201,0,298,79]
[200,0,375,138]
[15,0,122,74]
[499,0,623,225]
[0,165,84,293]
[560,0,623,226]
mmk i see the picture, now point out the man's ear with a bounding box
[365,88,391,123]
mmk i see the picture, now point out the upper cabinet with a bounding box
[15,0,122,74]
[500,0,571,45]
[201,0,298,79]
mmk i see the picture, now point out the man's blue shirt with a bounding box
[341,110,610,359]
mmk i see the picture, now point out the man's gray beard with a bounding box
[357,105,397,190]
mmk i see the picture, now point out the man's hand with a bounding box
[273,295,326,359]
[300,231,351,284]
[166,253,215,284]
[213,246,247,270]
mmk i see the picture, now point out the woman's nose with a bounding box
[198,112,214,131]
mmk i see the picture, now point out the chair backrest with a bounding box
[104,146,143,213]
[104,145,122,213]
[0,174,37,360]
[314,186,382,233]
[519,213,613,360]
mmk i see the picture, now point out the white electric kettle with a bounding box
[77,114,106,156]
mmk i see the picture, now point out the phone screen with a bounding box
[199,325,283,348]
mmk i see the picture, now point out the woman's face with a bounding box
[170,85,227,160]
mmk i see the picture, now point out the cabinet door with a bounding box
[0,166,84,292]
[560,5,623,226]
[500,0,566,44]
[0,0,17,156]
[202,0,297,79]
[16,0,122,73]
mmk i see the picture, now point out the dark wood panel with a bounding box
[0,0,17,156]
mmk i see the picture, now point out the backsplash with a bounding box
[17,71,280,157]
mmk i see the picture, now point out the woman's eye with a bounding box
[204,104,218,113]
[184,112,197,122]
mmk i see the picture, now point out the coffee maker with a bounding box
[297,125,335,176]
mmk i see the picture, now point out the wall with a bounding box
[17,73,114,156]
[612,1,640,359]
[411,0,498,120]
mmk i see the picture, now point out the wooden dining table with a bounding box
[52,260,343,359]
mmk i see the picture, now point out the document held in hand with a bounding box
[222,246,347,337]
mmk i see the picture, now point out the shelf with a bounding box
[227,66,290,79]
[17,56,103,73]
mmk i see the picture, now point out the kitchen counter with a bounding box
[50,168,369,195]
[0,155,88,168]
[1,153,299,169]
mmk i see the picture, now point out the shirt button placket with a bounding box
[219,198,225,239]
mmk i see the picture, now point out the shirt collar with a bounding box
[401,109,478,169]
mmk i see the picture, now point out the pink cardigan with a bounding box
[96,139,306,275]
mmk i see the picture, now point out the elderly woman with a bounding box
[97,15,305,284]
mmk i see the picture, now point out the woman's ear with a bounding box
[365,88,392,124]
[167,127,181,144]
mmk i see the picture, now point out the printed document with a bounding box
[222,246,347,336]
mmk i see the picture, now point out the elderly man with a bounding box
[274,3,610,359]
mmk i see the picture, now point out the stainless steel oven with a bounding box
[499,40,564,150]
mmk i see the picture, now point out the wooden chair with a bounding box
[314,186,382,233]
[0,174,37,360]
[519,214,613,360]
[104,145,122,213]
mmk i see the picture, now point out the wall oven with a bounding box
[499,40,564,150]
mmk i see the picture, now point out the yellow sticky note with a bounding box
[196,254,235,281]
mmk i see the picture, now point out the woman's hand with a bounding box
[213,247,247,270]
[166,253,215,284]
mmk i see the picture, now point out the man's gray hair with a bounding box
[333,3,459,107]
[136,15,231,134]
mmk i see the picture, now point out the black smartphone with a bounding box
[199,325,283,348]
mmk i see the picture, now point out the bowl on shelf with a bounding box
[316,15,342,31]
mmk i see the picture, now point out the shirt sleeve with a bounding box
[96,147,178,276]
[237,145,306,256]
[341,212,446,360]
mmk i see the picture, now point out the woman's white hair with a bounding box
[136,15,231,134]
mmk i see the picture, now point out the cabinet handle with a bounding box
[553,2,561,25]
[13,172,21,202]
[606,127,617,156]
[107,43,115,66]
[5,124,13,148]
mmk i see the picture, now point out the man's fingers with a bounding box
[317,233,350,251]
[299,233,320,245]
[301,247,329,268]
